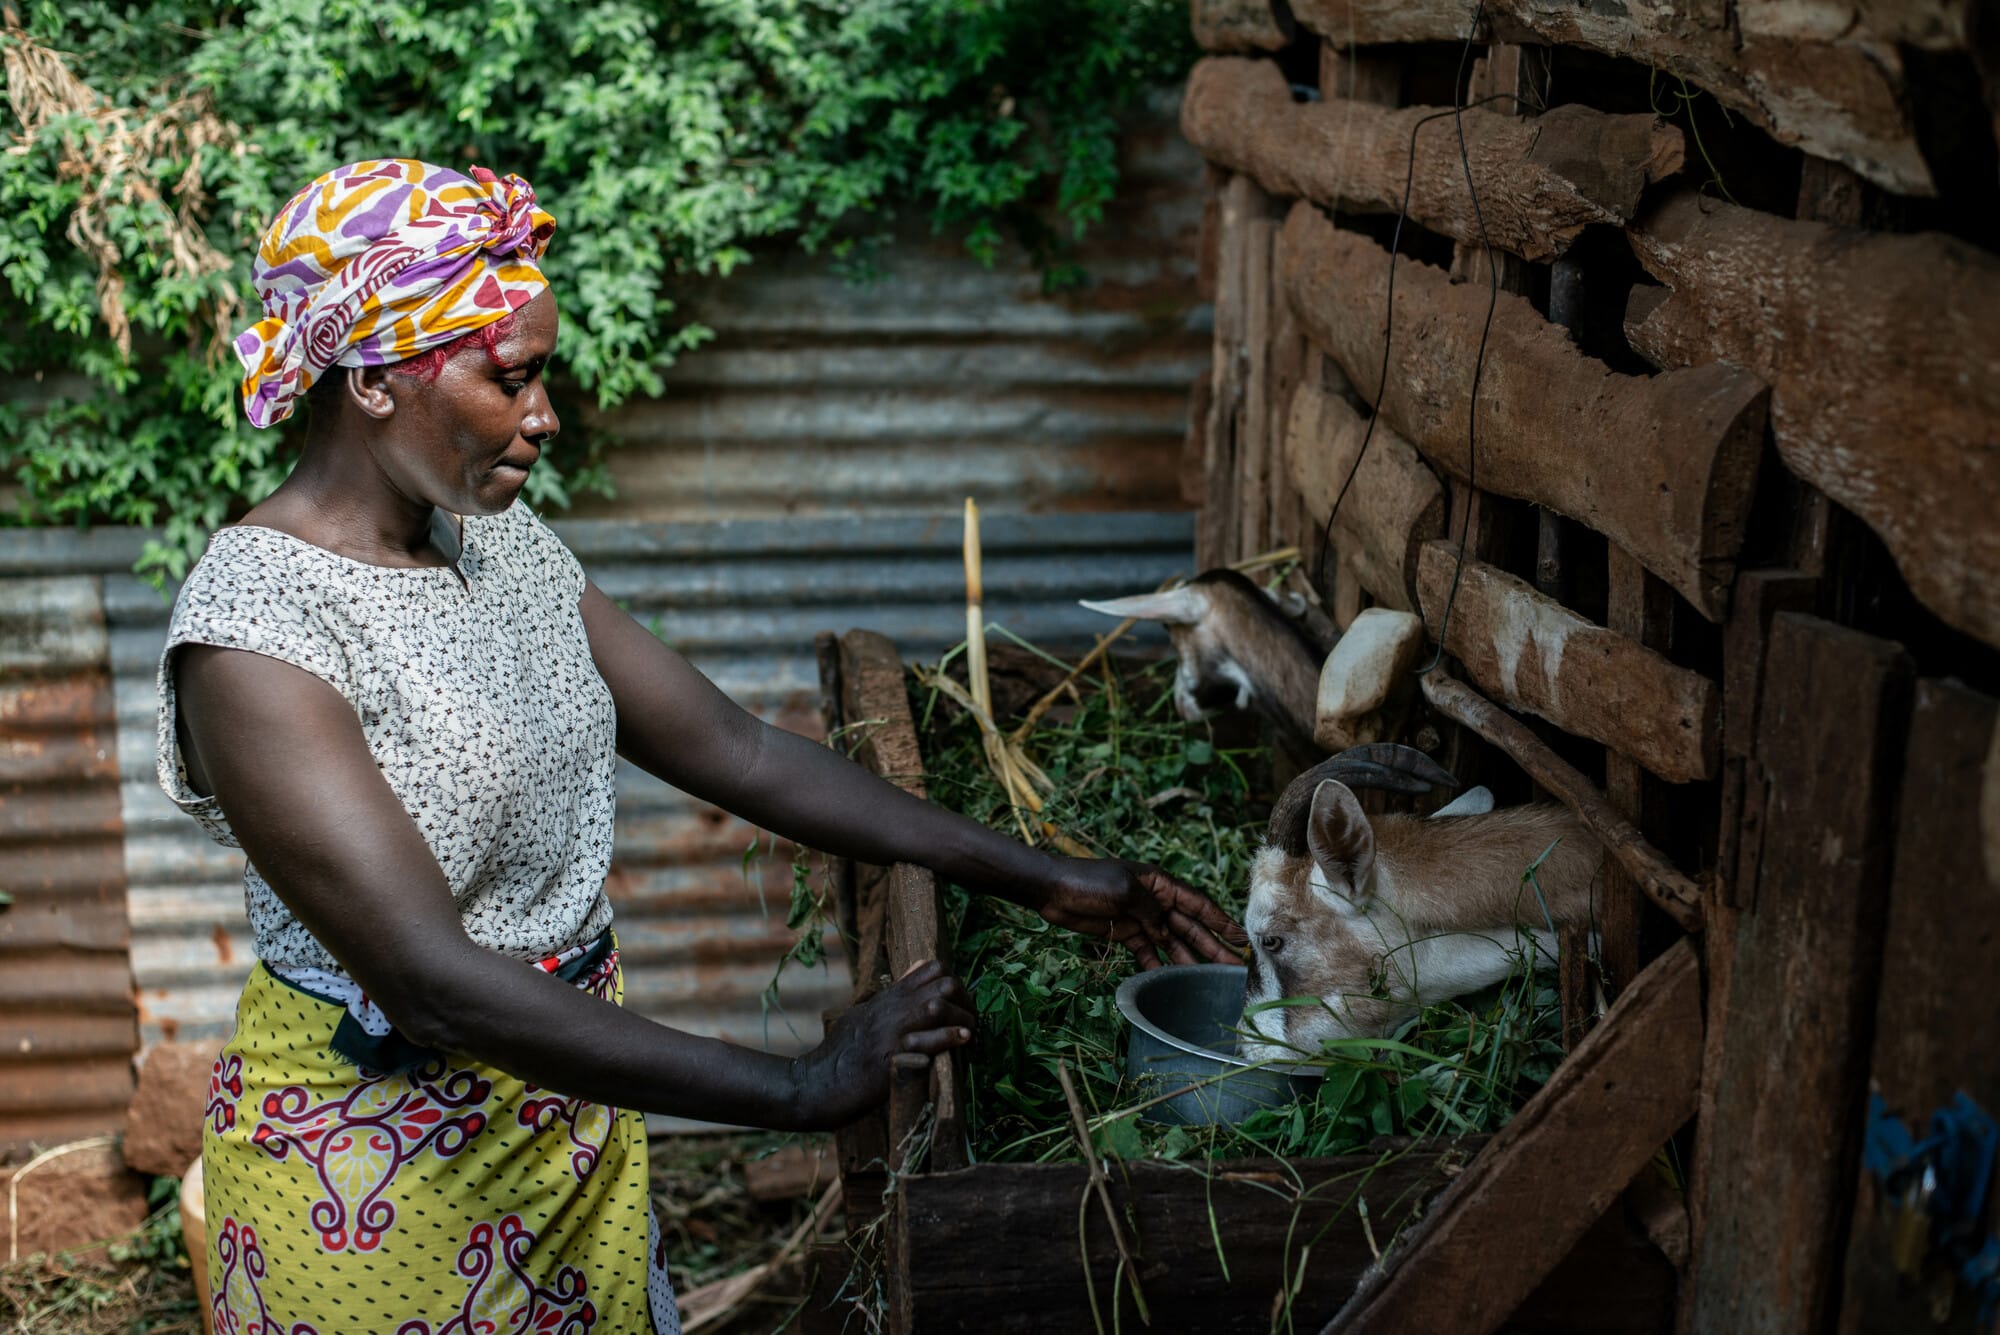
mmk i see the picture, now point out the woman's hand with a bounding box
[1030,858,1248,970]
[791,960,975,1128]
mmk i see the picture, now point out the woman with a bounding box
[160,159,1242,1335]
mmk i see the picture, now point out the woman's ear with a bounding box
[347,365,397,421]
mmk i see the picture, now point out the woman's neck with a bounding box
[243,436,449,569]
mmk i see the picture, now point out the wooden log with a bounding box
[1184,57,1682,262]
[1280,204,1768,620]
[1419,672,1704,932]
[1237,175,1280,562]
[1416,541,1720,784]
[1190,0,1294,52]
[1287,0,1934,195]
[835,630,969,1174]
[1836,679,2000,1335]
[1688,614,1912,1335]
[1285,377,1446,613]
[1626,191,2000,650]
[1325,938,1703,1335]
[1600,546,1671,993]
[898,1153,1465,1333]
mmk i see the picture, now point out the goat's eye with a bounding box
[1260,933,1285,955]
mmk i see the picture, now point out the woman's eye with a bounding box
[500,379,528,396]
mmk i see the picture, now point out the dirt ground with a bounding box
[0,1133,838,1335]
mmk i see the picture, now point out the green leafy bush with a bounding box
[0,0,1193,576]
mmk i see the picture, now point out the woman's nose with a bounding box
[524,385,559,442]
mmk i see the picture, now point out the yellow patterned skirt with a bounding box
[200,938,679,1335]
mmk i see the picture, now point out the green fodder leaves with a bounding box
[909,650,1562,1167]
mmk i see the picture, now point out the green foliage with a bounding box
[0,0,1193,577]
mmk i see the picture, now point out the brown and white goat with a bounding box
[1239,748,1602,1061]
[1079,570,1323,750]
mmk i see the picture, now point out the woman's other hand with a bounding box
[791,960,974,1128]
[1032,859,1248,970]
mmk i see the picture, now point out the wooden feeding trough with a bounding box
[799,628,1687,1335]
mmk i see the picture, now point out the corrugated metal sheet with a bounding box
[569,99,1209,521]
[0,569,138,1159]
[0,513,1191,1125]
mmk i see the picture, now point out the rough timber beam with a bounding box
[1289,0,1936,195]
[1183,57,1683,262]
[1626,191,2000,651]
[1279,202,1768,620]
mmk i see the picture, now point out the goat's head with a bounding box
[1239,746,1470,1061]
[1079,570,1321,740]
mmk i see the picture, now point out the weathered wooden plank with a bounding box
[1287,0,1934,194]
[1689,613,1912,1335]
[1599,546,1671,994]
[1280,204,1768,619]
[1191,0,1294,52]
[1200,175,1258,568]
[1626,192,2000,651]
[835,629,968,1174]
[1420,672,1704,931]
[1416,541,1720,784]
[1836,679,2000,1335]
[1285,377,1446,613]
[898,1153,1467,1333]
[1182,57,1682,262]
[1325,939,1703,1335]
[1238,175,1280,562]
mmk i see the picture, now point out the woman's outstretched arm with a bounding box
[172,642,971,1129]
[579,583,1245,967]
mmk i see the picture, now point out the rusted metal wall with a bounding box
[0,511,1190,1136]
[568,97,1208,522]
[0,560,138,1160]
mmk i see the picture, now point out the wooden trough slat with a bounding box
[1285,376,1447,613]
[1323,937,1704,1335]
[834,629,969,1173]
[1286,0,1936,196]
[1279,202,1768,621]
[1415,540,1720,784]
[1182,57,1683,263]
[1625,191,2000,652]
[1689,614,1913,1335]
[1419,672,1704,932]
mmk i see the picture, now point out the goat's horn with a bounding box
[1077,586,1208,625]
[1266,744,1457,853]
[1324,743,1458,793]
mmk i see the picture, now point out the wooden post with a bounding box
[1688,614,1913,1335]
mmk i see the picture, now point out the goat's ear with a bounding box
[1306,778,1376,911]
[1078,586,1210,626]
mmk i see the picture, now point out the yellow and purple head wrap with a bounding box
[232,158,557,428]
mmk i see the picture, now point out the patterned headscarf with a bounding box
[232,158,557,428]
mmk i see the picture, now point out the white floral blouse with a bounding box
[156,501,619,973]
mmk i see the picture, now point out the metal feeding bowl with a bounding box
[1114,964,1324,1126]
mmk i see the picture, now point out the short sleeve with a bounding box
[155,537,356,847]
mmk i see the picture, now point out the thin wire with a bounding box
[1417,0,1503,675]
[1314,88,1524,560]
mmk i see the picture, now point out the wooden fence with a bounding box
[1179,3,2000,1331]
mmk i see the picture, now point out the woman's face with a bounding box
[376,289,561,516]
